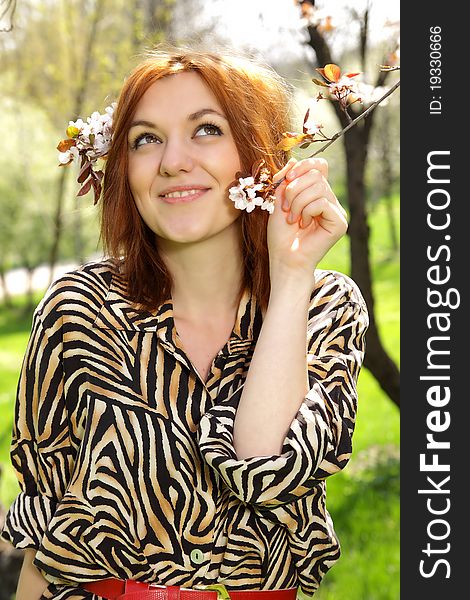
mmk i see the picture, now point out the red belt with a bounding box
[82,580,298,600]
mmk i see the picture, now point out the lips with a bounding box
[159,185,210,204]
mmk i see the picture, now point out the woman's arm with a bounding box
[16,549,49,600]
[233,157,349,459]
[233,273,312,459]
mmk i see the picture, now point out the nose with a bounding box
[159,137,195,177]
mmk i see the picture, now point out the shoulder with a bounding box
[307,269,369,351]
[309,268,368,320]
[34,258,120,326]
[312,268,367,306]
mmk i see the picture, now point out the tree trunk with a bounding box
[344,130,400,406]
[304,22,400,408]
[0,266,12,307]
[380,109,399,255]
[48,0,106,284]
[74,195,85,265]
[25,265,35,313]
[145,0,174,40]
[49,166,69,285]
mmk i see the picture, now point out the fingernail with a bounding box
[282,198,289,211]
[287,212,294,224]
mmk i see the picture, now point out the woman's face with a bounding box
[127,71,242,245]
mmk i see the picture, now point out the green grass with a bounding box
[0,296,41,506]
[311,447,400,600]
[0,196,400,598]
[312,195,400,600]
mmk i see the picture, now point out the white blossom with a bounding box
[69,118,85,130]
[63,104,115,163]
[356,83,390,106]
[229,180,272,214]
[58,151,72,165]
[305,121,322,136]
[229,186,251,210]
[245,198,262,213]
[105,103,117,116]
[57,145,79,165]
[259,169,270,182]
[329,76,359,98]
[235,197,249,210]
[245,184,264,200]
[261,200,275,214]
[238,176,255,188]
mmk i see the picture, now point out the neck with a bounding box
[157,220,244,321]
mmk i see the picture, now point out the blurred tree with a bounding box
[0,0,181,283]
[15,203,52,312]
[0,96,58,309]
[132,0,175,50]
[0,0,221,289]
[48,0,106,283]
[0,175,21,307]
[294,0,400,407]
[0,0,225,301]
[369,103,399,256]
[145,0,175,41]
[0,0,16,31]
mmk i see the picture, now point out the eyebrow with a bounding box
[188,108,226,121]
[129,108,227,129]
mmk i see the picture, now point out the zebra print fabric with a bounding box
[1,260,368,599]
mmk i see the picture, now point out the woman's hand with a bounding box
[15,549,49,600]
[267,157,348,286]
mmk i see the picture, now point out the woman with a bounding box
[1,47,368,600]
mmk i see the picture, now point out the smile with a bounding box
[159,188,209,204]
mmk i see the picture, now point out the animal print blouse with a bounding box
[1,260,368,600]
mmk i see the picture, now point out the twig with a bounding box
[274,78,400,187]
[379,65,400,72]
[311,79,401,156]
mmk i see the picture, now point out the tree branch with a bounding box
[311,79,400,157]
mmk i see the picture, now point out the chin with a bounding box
[156,213,241,246]
[156,224,213,245]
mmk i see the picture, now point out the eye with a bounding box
[194,123,223,137]
[131,132,160,149]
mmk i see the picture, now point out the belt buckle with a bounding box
[193,584,231,600]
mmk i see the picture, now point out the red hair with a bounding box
[101,46,292,312]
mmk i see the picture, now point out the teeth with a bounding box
[163,189,201,198]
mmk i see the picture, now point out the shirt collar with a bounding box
[93,271,263,348]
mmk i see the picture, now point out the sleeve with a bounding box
[0,301,72,549]
[197,272,369,507]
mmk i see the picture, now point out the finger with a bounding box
[284,170,330,214]
[299,198,349,235]
[272,157,297,185]
[286,180,335,223]
[338,201,348,218]
[273,158,299,212]
[285,157,329,182]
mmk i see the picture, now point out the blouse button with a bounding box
[190,548,205,565]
